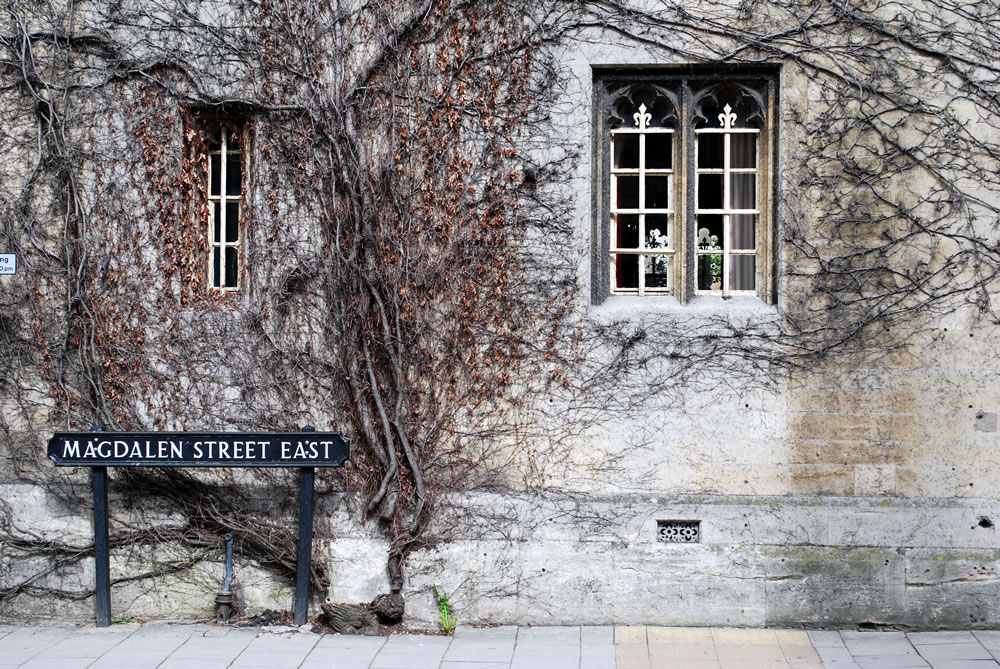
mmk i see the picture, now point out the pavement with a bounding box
[2,621,1000,669]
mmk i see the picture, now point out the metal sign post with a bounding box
[294,425,316,626]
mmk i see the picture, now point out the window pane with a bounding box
[226,154,242,196]
[207,127,222,149]
[697,134,723,168]
[225,247,239,287]
[646,215,670,248]
[697,174,723,210]
[225,203,240,242]
[645,254,670,289]
[731,134,757,168]
[616,214,639,249]
[646,133,672,169]
[730,256,756,291]
[731,174,757,209]
[732,214,756,250]
[210,154,221,196]
[615,253,638,289]
[213,203,221,242]
[645,176,670,209]
[697,254,722,291]
[613,134,639,168]
[697,215,723,250]
[616,176,639,209]
[213,247,221,287]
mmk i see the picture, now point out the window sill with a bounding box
[590,294,779,325]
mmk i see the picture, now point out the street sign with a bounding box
[47,430,349,467]
[48,427,349,628]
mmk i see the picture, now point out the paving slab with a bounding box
[300,645,385,669]
[840,630,908,640]
[104,633,189,654]
[158,659,237,669]
[32,632,127,658]
[975,632,1000,651]
[512,636,582,669]
[715,642,787,666]
[18,658,94,669]
[196,624,237,637]
[816,645,861,666]
[231,651,314,668]
[371,633,453,669]
[229,631,321,668]
[924,662,1000,669]
[648,627,713,643]
[809,630,848,648]
[781,642,824,666]
[512,649,580,669]
[616,626,648,644]
[845,636,921,657]
[616,641,651,669]
[518,625,581,645]
[654,660,721,669]
[454,625,518,640]
[0,626,77,665]
[98,630,191,668]
[446,626,516,663]
[167,628,257,660]
[581,626,614,646]
[909,632,979,645]
[915,641,996,662]
[776,630,813,644]
[713,627,780,646]
[648,639,717,661]
[854,655,929,668]
[581,644,617,669]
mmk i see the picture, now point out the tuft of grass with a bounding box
[432,587,457,635]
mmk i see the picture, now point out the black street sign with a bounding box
[47,431,349,467]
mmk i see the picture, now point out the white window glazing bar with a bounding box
[609,115,674,295]
[694,105,759,297]
[209,128,241,292]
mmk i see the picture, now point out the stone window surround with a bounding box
[591,66,780,306]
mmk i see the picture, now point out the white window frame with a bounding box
[609,103,676,296]
[199,119,245,293]
[694,103,760,297]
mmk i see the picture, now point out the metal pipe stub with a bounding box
[215,591,235,624]
[216,533,236,624]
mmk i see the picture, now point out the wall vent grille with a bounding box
[657,520,701,543]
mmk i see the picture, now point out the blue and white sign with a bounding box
[0,254,14,274]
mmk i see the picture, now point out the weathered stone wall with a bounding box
[2,0,999,629]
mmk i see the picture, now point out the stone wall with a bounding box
[2,0,999,629]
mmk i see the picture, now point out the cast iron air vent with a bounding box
[657,520,701,543]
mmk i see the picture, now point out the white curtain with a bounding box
[730,133,756,291]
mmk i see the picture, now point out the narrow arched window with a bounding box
[186,112,249,294]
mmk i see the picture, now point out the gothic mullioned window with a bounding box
[595,70,777,303]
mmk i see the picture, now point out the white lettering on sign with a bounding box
[281,440,324,459]
[0,254,15,275]
[63,440,81,458]
[49,433,345,465]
